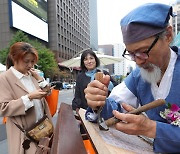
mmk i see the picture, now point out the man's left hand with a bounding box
[112,103,156,138]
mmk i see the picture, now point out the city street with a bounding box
[0,88,74,154]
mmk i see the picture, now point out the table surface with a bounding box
[78,108,153,154]
[50,103,87,154]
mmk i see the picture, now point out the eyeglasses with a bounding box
[122,35,159,61]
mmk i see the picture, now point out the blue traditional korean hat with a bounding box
[120,3,174,44]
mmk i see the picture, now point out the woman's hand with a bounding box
[29,68,43,81]
[27,89,48,100]
[84,75,110,110]
[41,84,55,95]
[113,103,156,138]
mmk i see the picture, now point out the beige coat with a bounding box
[0,69,53,154]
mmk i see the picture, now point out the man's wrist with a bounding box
[145,119,156,138]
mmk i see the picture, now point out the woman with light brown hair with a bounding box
[0,42,53,154]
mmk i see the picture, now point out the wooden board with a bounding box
[50,103,87,154]
[79,108,154,154]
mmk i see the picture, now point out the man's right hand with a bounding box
[84,74,110,110]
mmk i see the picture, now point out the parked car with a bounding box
[50,81,63,90]
[62,82,76,89]
[62,82,71,89]
[66,83,73,89]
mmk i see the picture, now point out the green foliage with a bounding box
[37,48,57,76]
[0,47,9,65]
[0,30,58,78]
[29,39,58,77]
[9,31,29,46]
[0,31,30,64]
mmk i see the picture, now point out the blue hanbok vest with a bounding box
[125,48,180,122]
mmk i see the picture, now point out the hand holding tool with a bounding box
[105,99,166,127]
[94,72,109,131]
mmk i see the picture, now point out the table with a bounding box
[51,104,153,154]
[50,103,87,154]
[78,108,153,154]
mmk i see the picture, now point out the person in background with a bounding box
[0,42,53,154]
[72,49,117,113]
[84,3,180,153]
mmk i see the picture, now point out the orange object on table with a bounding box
[45,89,59,117]
[83,139,96,154]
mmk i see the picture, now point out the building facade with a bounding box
[0,0,15,50]
[0,0,48,50]
[89,0,98,51]
[171,2,180,36]
[98,44,114,75]
[48,0,91,63]
[169,1,180,36]
[113,43,127,76]
[0,0,99,64]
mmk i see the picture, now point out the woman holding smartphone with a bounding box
[0,42,53,154]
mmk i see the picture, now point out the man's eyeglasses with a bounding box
[122,35,159,61]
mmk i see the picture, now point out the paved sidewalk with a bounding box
[0,119,8,154]
[0,139,8,154]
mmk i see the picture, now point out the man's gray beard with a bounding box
[140,64,162,84]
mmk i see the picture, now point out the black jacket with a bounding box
[72,69,117,111]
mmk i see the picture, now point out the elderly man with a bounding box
[84,3,180,153]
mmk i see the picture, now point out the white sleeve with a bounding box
[21,95,34,111]
[109,81,139,109]
[39,80,48,88]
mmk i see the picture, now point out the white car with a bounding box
[66,83,73,89]
[62,82,69,89]
[63,82,76,89]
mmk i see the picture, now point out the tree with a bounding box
[0,47,9,64]
[29,39,57,77]
[9,30,29,46]
[0,31,30,64]
[0,30,58,78]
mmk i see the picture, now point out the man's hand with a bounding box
[84,75,110,110]
[113,103,156,138]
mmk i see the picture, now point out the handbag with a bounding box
[14,114,53,143]
[26,115,53,142]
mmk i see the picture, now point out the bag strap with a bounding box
[13,122,26,133]
[12,120,38,144]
